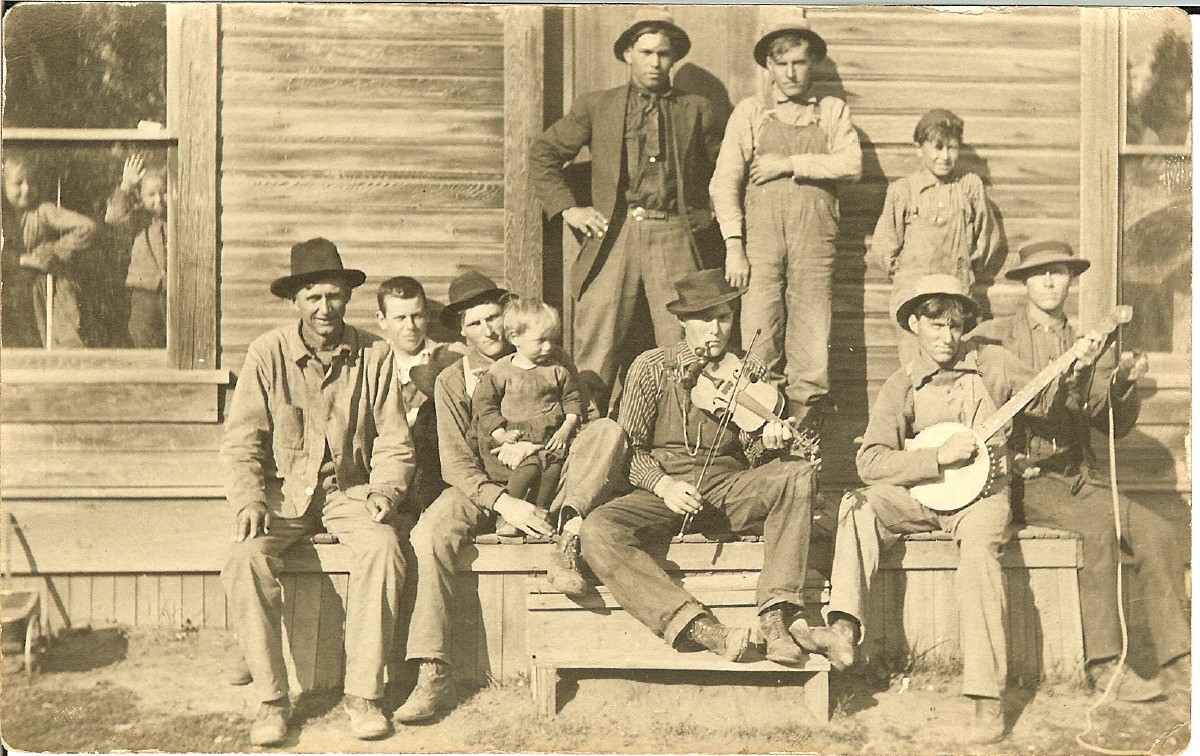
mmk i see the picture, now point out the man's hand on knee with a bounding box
[233,503,271,542]
[653,476,703,516]
[366,493,395,524]
[493,494,554,538]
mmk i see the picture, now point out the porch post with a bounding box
[503,7,546,299]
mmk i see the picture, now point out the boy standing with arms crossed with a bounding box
[710,14,861,435]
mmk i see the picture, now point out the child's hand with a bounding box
[724,240,750,289]
[121,154,146,192]
[545,427,572,452]
[492,428,524,445]
[19,249,56,272]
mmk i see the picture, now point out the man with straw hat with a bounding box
[530,8,724,409]
[221,238,413,745]
[580,269,819,667]
[969,240,1188,702]
[709,9,861,437]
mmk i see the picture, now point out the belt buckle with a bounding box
[631,207,646,221]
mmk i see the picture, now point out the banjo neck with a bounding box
[974,306,1132,441]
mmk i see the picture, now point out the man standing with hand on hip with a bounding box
[530,9,724,408]
[221,238,413,746]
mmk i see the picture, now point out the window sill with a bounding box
[1,368,230,385]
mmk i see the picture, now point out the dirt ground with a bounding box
[0,626,1190,755]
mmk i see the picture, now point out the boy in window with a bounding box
[106,154,168,348]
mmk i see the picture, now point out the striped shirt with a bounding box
[618,343,771,492]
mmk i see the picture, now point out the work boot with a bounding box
[344,695,390,740]
[225,652,252,686]
[968,696,1005,744]
[759,606,807,665]
[686,614,752,662]
[1089,659,1166,703]
[792,616,856,671]
[249,697,291,747]
[547,530,589,597]
[393,659,455,724]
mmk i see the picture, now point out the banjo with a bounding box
[906,306,1133,512]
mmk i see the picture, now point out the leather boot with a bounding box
[249,697,291,747]
[1089,659,1166,703]
[225,651,252,686]
[791,615,856,671]
[759,606,807,665]
[968,696,1005,744]
[547,530,589,597]
[393,659,455,724]
[686,614,752,663]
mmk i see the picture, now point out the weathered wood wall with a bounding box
[219,3,508,373]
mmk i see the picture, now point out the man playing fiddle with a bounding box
[579,269,820,665]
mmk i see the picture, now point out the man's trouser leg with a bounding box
[579,490,705,646]
[319,492,406,701]
[406,488,491,664]
[1020,474,1122,662]
[703,458,816,610]
[742,189,788,379]
[222,511,318,703]
[637,218,697,351]
[939,492,1011,699]
[1119,489,1189,665]
[573,222,641,392]
[550,418,631,521]
[781,191,837,415]
[825,486,918,634]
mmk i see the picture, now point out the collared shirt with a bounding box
[392,339,446,425]
[856,342,1033,488]
[434,348,507,511]
[619,342,770,492]
[624,86,679,212]
[869,168,999,284]
[221,322,414,518]
[710,86,862,240]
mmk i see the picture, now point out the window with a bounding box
[2,3,216,367]
[1119,9,1192,354]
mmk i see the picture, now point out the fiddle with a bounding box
[690,352,785,433]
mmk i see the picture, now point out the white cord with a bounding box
[1074,373,1149,756]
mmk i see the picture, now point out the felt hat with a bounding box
[754,12,827,67]
[613,8,691,62]
[666,268,746,315]
[894,273,979,333]
[270,238,366,299]
[409,348,465,400]
[438,270,508,329]
[1005,240,1091,281]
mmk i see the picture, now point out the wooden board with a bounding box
[1,382,220,423]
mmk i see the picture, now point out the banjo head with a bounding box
[906,422,993,512]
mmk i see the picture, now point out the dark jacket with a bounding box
[529,84,725,297]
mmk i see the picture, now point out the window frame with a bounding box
[1,4,218,372]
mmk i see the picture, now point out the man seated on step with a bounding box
[579,269,820,666]
[967,240,1189,701]
[811,273,1109,744]
[395,271,628,725]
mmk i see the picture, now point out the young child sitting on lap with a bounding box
[473,296,582,536]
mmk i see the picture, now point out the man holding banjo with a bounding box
[810,273,1110,744]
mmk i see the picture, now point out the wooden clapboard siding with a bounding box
[219,4,507,372]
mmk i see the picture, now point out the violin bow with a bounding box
[678,329,763,538]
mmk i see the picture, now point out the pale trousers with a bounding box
[222,490,406,703]
[406,419,630,663]
[573,216,696,392]
[826,485,1012,698]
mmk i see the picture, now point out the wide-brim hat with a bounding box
[666,268,746,315]
[409,348,465,400]
[754,16,827,67]
[438,270,509,329]
[270,237,366,299]
[1005,240,1091,280]
[613,8,691,62]
[895,273,979,333]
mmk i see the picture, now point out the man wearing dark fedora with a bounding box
[579,268,819,667]
[969,240,1189,701]
[395,270,629,724]
[221,238,413,745]
[529,8,724,407]
[709,10,861,432]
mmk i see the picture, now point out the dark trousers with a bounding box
[580,457,816,646]
[1018,473,1189,667]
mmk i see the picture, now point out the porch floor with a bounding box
[0,626,1188,754]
